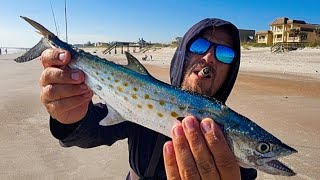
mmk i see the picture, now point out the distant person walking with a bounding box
[0,48,2,55]
[5,49,7,54]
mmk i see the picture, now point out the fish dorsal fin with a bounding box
[124,52,150,76]
[20,16,56,39]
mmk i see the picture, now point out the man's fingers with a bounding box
[41,48,71,68]
[45,91,93,115]
[182,116,220,180]
[40,67,85,86]
[41,83,91,103]
[171,122,200,180]
[163,141,181,180]
[200,118,240,180]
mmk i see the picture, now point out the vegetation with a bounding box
[305,27,320,47]
[241,42,270,48]
[289,28,300,42]
[307,40,320,47]
[314,26,320,37]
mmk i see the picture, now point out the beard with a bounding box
[181,61,215,96]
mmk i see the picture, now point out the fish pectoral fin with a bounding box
[14,38,51,63]
[99,105,126,126]
[124,52,151,76]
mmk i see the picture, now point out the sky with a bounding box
[1,0,320,48]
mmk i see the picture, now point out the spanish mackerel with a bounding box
[15,16,297,176]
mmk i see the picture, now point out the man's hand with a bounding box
[163,116,240,180]
[40,48,93,124]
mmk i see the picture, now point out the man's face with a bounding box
[181,28,234,97]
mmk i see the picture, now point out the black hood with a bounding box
[170,18,240,103]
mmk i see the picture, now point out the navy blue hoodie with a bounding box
[50,18,257,179]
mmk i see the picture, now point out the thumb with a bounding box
[41,48,71,68]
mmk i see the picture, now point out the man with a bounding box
[40,18,257,179]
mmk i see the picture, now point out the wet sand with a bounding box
[0,49,319,180]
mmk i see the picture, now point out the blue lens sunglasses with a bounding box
[187,37,235,64]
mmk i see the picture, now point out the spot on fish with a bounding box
[133,87,138,92]
[170,97,175,101]
[159,100,165,106]
[111,72,114,76]
[123,82,128,87]
[132,94,137,99]
[95,72,99,75]
[178,105,186,110]
[115,91,119,95]
[198,110,204,115]
[96,85,102,90]
[115,79,119,83]
[137,104,142,108]
[108,84,114,89]
[147,104,153,109]
[103,71,108,74]
[145,94,150,99]
[117,86,123,92]
[100,78,104,81]
[154,91,158,95]
[171,112,178,118]
[157,112,163,118]
[124,97,128,101]
[107,77,111,80]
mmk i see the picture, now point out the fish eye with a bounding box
[257,142,270,154]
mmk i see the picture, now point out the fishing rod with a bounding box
[48,0,59,37]
[65,0,68,43]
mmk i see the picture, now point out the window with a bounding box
[301,33,307,40]
[259,36,266,40]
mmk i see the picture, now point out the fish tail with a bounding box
[14,38,51,63]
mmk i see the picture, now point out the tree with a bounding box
[315,26,320,39]
[289,28,300,42]
[85,41,93,47]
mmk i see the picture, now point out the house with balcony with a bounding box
[256,30,273,45]
[256,17,319,45]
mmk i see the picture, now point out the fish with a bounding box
[15,16,297,176]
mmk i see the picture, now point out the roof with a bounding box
[287,19,306,24]
[269,17,306,26]
[269,17,288,25]
[256,30,272,35]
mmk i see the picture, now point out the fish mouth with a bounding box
[254,144,297,176]
[264,159,296,176]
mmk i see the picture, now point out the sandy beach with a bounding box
[0,47,319,180]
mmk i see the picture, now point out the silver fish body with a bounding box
[15,16,297,176]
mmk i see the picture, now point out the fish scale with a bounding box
[14,16,297,176]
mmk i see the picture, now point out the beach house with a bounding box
[256,17,320,45]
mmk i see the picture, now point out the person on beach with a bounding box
[39,18,257,179]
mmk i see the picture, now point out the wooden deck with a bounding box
[271,42,306,53]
